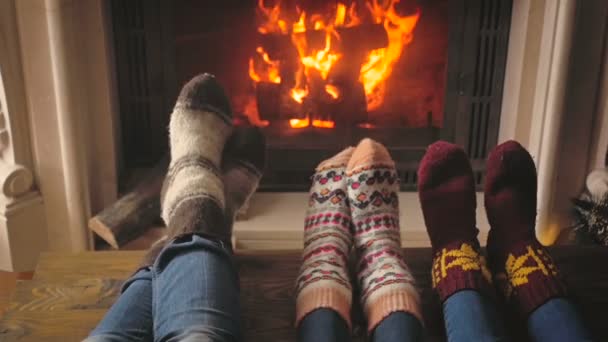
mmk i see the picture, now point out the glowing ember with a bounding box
[358,122,376,129]
[312,119,336,129]
[289,117,310,128]
[249,0,420,127]
[288,116,336,129]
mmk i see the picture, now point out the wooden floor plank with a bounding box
[0,310,112,341]
[0,272,34,318]
[33,251,144,282]
[0,247,607,341]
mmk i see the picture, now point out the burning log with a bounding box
[252,8,394,128]
[256,82,282,122]
[254,63,369,127]
[89,156,168,249]
[319,81,368,125]
[337,24,389,53]
[279,89,306,120]
[257,33,294,61]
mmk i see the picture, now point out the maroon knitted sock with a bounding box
[418,141,492,302]
[485,140,566,316]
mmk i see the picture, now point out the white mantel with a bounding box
[0,0,606,270]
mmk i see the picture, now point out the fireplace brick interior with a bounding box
[111,0,512,191]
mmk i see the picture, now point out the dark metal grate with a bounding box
[466,0,509,160]
[398,169,419,191]
[111,0,172,169]
[443,0,512,189]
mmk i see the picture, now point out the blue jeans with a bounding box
[527,298,593,342]
[86,269,154,341]
[298,309,424,342]
[444,290,592,342]
[300,291,591,342]
[86,234,241,342]
[443,290,508,342]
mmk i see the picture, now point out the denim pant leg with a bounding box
[372,312,424,342]
[152,234,241,342]
[297,308,351,342]
[443,290,508,342]
[527,298,593,342]
[85,269,154,342]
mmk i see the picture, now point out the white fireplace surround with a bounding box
[0,0,606,270]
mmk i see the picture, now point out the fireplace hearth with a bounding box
[111,0,512,191]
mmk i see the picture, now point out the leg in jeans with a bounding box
[85,269,154,342]
[484,141,592,342]
[443,290,507,342]
[152,234,240,341]
[295,148,356,335]
[156,74,265,341]
[418,142,502,341]
[346,140,423,336]
[298,309,351,342]
[528,298,593,342]
[372,311,424,342]
[86,238,168,342]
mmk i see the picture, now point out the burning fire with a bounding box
[248,0,420,128]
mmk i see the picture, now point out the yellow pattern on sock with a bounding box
[505,245,558,288]
[432,243,491,288]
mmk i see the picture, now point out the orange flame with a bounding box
[298,31,341,81]
[249,47,282,84]
[250,0,420,126]
[361,0,420,110]
[291,87,309,104]
[325,84,340,100]
[257,0,288,34]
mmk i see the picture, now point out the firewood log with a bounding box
[89,156,168,249]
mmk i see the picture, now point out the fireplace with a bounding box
[111,0,512,191]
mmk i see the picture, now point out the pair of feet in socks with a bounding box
[420,140,565,316]
[139,74,267,267]
[296,138,566,333]
[295,139,421,333]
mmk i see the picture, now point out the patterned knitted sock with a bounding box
[485,140,566,316]
[222,125,266,236]
[417,141,492,302]
[161,73,233,243]
[346,139,422,333]
[295,147,355,329]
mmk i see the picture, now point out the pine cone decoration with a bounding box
[572,193,608,246]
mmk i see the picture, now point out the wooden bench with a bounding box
[0,247,607,341]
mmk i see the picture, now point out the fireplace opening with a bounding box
[111,0,512,191]
[244,0,443,130]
